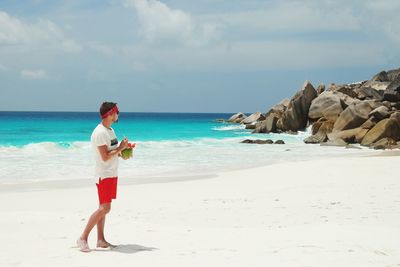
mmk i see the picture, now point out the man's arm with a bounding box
[97,138,128,162]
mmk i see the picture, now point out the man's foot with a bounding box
[77,238,91,253]
[97,240,116,248]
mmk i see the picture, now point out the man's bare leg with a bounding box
[97,215,106,242]
[77,203,111,252]
[95,215,111,247]
[96,216,116,248]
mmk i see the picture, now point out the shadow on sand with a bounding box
[95,244,157,254]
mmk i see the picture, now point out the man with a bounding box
[77,102,130,252]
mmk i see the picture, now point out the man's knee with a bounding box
[99,203,111,214]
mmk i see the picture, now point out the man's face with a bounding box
[112,112,119,123]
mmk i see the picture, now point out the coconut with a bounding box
[121,143,135,159]
[121,148,133,158]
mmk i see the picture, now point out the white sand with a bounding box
[1,155,400,267]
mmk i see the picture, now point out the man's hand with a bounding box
[119,138,134,160]
[118,137,129,151]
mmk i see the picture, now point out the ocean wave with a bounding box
[0,132,312,152]
[0,126,316,154]
[211,124,246,131]
[0,141,91,153]
[298,125,313,136]
[0,134,378,184]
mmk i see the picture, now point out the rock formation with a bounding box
[228,67,400,149]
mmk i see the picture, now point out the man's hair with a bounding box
[100,102,117,116]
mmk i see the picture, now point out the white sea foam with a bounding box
[0,135,382,185]
[212,125,246,131]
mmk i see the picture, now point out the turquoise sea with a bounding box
[0,111,254,146]
[0,111,376,184]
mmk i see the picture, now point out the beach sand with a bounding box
[1,155,399,267]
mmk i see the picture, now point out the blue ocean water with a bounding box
[0,111,376,184]
[0,111,254,146]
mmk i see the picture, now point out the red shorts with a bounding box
[96,177,118,205]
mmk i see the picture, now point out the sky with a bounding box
[0,0,399,113]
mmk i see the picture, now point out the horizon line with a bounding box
[0,110,254,115]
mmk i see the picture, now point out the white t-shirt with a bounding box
[91,123,119,179]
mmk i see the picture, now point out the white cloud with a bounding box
[0,11,82,53]
[199,0,400,48]
[115,1,398,71]
[210,2,360,32]
[20,69,48,80]
[120,40,386,71]
[124,0,218,46]
[1,1,397,77]
[0,11,27,44]
[362,0,400,45]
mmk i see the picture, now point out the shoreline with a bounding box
[0,148,391,193]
